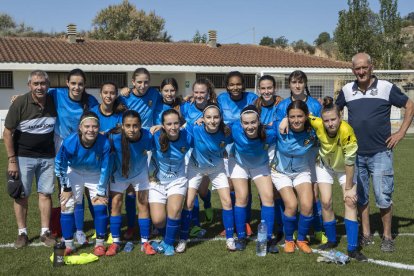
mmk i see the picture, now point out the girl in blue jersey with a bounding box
[276,70,325,244]
[176,104,236,252]
[255,75,285,243]
[272,101,316,254]
[56,111,111,256]
[119,68,162,239]
[148,109,192,256]
[90,82,125,134]
[218,71,258,237]
[105,110,156,256]
[228,105,276,252]
[49,69,99,245]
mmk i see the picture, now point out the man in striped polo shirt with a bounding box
[4,70,57,248]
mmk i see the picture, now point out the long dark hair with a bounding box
[288,70,311,97]
[255,75,282,114]
[286,100,311,131]
[100,81,126,114]
[159,109,180,152]
[160,78,183,112]
[240,105,266,141]
[67,68,92,111]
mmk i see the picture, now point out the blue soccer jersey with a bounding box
[186,123,233,169]
[229,121,275,169]
[119,87,162,128]
[90,105,122,133]
[181,101,204,125]
[151,129,192,184]
[260,103,278,125]
[272,121,317,174]
[217,92,258,124]
[49,88,99,139]
[275,96,321,121]
[111,129,152,182]
[55,133,111,195]
[154,102,185,126]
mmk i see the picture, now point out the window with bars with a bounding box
[47,72,127,88]
[309,85,323,99]
[196,73,256,89]
[0,71,13,88]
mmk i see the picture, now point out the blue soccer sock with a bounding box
[323,219,337,243]
[107,197,112,215]
[234,205,247,239]
[200,189,212,209]
[93,205,107,239]
[179,209,192,240]
[74,203,85,231]
[109,215,122,244]
[261,205,275,240]
[246,193,253,223]
[125,194,136,229]
[283,214,297,241]
[165,217,180,246]
[61,212,75,240]
[312,201,323,232]
[191,196,201,227]
[298,214,313,241]
[274,199,284,234]
[230,191,236,207]
[345,219,359,252]
[86,196,95,219]
[222,209,234,239]
[138,218,151,243]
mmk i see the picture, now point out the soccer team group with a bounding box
[5,52,413,261]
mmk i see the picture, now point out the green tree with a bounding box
[259,36,274,46]
[0,13,16,32]
[378,0,403,69]
[90,0,170,41]
[314,32,331,46]
[291,40,315,54]
[193,30,207,43]
[274,36,289,48]
[334,0,381,62]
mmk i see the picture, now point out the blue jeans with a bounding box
[18,157,55,196]
[356,150,394,208]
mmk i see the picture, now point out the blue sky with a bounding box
[1,0,413,44]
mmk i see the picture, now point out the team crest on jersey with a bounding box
[263,144,269,151]
[148,100,152,107]
[180,147,187,153]
[220,141,226,148]
[370,88,378,96]
[304,139,310,146]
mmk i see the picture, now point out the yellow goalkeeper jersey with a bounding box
[309,116,358,172]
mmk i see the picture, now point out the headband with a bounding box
[202,104,220,115]
[240,110,259,118]
[80,116,99,125]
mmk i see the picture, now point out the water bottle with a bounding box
[327,249,350,265]
[256,220,267,257]
[53,241,66,267]
[123,241,134,252]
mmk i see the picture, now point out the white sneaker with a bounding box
[175,239,187,253]
[75,231,88,245]
[226,238,236,251]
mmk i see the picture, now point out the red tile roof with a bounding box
[0,36,351,68]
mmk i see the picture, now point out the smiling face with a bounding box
[161,84,177,104]
[193,83,209,106]
[288,108,306,132]
[227,76,243,100]
[100,83,117,107]
[241,112,259,138]
[29,75,49,102]
[322,110,341,137]
[258,79,275,104]
[162,113,181,140]
[67,75,85,101]
[79,118,99,145]
[122,116,141,140]
[132,73,150,96]
[203,107,221,133]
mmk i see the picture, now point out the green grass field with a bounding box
[1,137,414,275]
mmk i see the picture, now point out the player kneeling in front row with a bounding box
[56,112,111,256]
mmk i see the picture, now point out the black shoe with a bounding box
[317,241,337,250]
[235,238,246,251]
[348,250,368,262]
[275,232,284,245]
[267,238,279,254]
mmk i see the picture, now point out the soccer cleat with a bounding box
[106,233,113,244]
[149,240,161,253]
[235,238,247,251]
[284,240,296,253]
[189,226,207,238]
[141,242,157,255]
[163,243,175,256]
[204,207,214,224]
[226,238,236,251]
[317,241,337,250]
[123,227,134,240]
[267,238,279,254]
[105,243,121,256]
[275,232,284,245]
[175,240,187,253]
[245,223,253,237]
[40,231,56,247]
[348,250,368,262]
[381,238,395,252]
[314,231,328,244]
[14,233,29,249]
[93,245,106,257]
[156,240,167,254]
[296,240,312,254]
[75,231,89,245]
[359,234,374,247]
